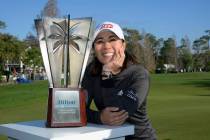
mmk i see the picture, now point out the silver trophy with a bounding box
[35,15,94,127]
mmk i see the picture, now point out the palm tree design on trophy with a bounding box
[46,17,89,87]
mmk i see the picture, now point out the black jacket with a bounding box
[82,63,157,140]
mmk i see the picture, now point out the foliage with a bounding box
[205,61,210,71]
[0,31,42,77]
[0,33,24,64]
[22,47,42,68]
[40,0,59,18]
[0,20,6,29]
[192,30,210,71]
[123,28,142,63]
[123,28,158,72]
[193,39,205,54]
[192,53,205,71]
[177,36,193,72]
[142,33,157,72]
[22,33,42,68]
[1,16,210,74]
[0,64,3,82]
[160,38,177,65]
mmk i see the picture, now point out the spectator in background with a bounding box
[4,64,10,82]
[12,67,17,83]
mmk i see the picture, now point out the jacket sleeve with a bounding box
[102,66,150,116]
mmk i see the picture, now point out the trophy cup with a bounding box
[35,15,94,127]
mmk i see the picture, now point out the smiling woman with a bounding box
[82,21,157,140]
[94,31,125,75]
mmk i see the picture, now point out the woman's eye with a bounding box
[109,38,117,42]
[95,40,103,44]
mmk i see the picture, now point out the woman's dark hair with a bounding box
[90,49,139,76]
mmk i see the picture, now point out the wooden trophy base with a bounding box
[46,88,87,127]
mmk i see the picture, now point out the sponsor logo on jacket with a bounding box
[117,89,137,101]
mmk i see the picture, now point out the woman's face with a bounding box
[94,31,126,64]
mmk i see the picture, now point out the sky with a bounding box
[0,0,210,44]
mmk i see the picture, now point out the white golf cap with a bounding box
[92,21,125,42]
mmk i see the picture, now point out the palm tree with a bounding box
[46,18,89,87]
[47,21,89,54]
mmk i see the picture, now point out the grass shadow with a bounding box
[195,94,210,97]
[182,79,210,88]
[181,79,210,96]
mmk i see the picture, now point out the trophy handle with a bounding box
[46,88,53,127]
[79,88,87,126]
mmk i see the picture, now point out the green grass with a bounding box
[148,72,210,140]
[0,80,48,140]
[0,80,48,123]
[0,72,210,140]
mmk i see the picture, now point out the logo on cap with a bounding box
[100,24,113,30]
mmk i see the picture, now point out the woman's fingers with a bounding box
[100,107,129,126]
[106,107,119,112]
[100,107,119,125]
[111,110,128,125]
[114,47,125,67]
[112,109,126,117]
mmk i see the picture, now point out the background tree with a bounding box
[202,30,210,50]
[28,0,60,77]
[155,38,164,70]
[161,38,177,64]
[200,36,210,51]
[23,47,42,68]
[34,0,59,65]
[204,51,210,71]
[40,0,59,18]
[22,33,42,70]
[123,28,143,63]
[0,34,24,64]
[193,35,210,71]
[193,39,204,54]
[160,38,177,72]
[177,36,192,72]
[0,20,6,29]
[192,53,205,72]
[142,33,157,72]
[0,21,7,71]
[0,33,25,78]
[200,30,210,71]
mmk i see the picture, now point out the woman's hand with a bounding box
[100,107,128,126]
[103,47,125,75]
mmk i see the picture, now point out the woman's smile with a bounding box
[102,52,114,57]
